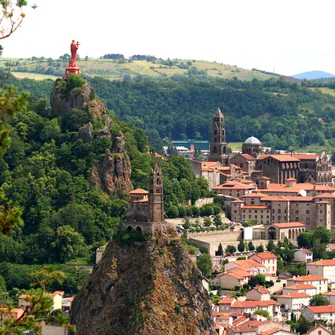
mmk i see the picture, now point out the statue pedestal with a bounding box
[66,66,80,78]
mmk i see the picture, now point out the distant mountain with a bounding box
[292,70,335,80]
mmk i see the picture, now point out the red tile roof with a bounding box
[278,292,311,299]
[288,275,327,281]
[241,154,256,161]
[306,324,332,335]
[232,299,279,308]
[308,260,335,266]
[218,297,235,305]
[295,249,312,254]
[251,252,277,259]
[314,193,335,199]
[258,154,300,162]
[308,305,335,313]
[230,259,266,270]
[270,222,306,228]
[259,328,282,335]
[253,285,270,294]
[213,181,256,191]
[260,196,313,202]
[317,201,331,204]
[292,154,319,160]
[322,291,335,296]
[129,188,148,195]
[284,284,316,290]
[241,193,268,198]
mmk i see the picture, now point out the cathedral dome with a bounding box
[244,136,261,144]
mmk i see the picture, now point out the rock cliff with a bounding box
[50,77,133,195]
[70,226,215,335]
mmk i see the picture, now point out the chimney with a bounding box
[286,178,297,187]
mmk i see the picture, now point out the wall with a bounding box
[194,197,214,208]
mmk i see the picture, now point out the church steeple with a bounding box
[208,107,229,165]
[148,162,164,223]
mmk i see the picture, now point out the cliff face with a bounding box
[50,78,133,195]
[70,226,215,335]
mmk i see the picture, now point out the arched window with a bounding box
[213,146,217,153]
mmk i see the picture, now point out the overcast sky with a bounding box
[1,0,335,76]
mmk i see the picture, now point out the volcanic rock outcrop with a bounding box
[70,226,215,335]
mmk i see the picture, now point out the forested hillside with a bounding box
[7,72,335,153]
[0,73,209,289]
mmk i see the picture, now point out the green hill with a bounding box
[0,57,280,81]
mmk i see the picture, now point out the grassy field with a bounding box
[11,72,58,80]
[0,57,277,81]
[228,142,243,152]
[309,87,335,96]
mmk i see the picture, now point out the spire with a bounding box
[213,107,223,117]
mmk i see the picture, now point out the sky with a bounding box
[1,0,335,76]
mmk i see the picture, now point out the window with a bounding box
[306,210,310,214]
[295,210,299,214]
[278,209,281,213]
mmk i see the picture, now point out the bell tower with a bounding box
[148,162,164,223]
[208,107,229,165]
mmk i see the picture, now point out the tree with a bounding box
[297,231,313,249]
[214,214,222,226]
[309,294,330,306]
[183,217,190,230]
[226,245,236,254]
[256,244,264,252]
[196,254,212,277]
[266,240,275,252]
[313,238,327,260]
[238,240,245,252]
[248,241,255,251]
[314,226,332,244]
[295,316,313,334]
[255,274,266,286]
[203,217,212,227]
[217,243,223,256]
[51,225,88,263]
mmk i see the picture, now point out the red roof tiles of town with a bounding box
[253,285,270,294]
[308,305,335,313]
[271,222,306,228]
[218,297,235,305]
[213,181,256,190]
[231,259,266,269]
[241,154,257,161]
[317,201,331,204]
[259,328,282,335]
[260,196,314,202]
[226,270,251,279]
[258,154,300,162]
[241,193,268,198]
[322,291,335,296]
[251,252,277,259]
[284,284,316,290]
[314,193,335,199]
[279,292,311,299]
[288,275,327,281]
[292,154,319,160]
[308,259,335,266]
[296,249,312,254]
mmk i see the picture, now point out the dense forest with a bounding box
[7,72,335,153]
[0,73,210,294]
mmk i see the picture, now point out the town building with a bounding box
[321,291,335,305]
[211,270,251,289]
[283,284,317,296]
[302,305,335,323]
[249,252,277,277]
[303,324,332,335]
[266,222,306,242]
[294,249,313,263]
[246,286,271,301]
[286,275,328,294]
[18,291,64,312]
[307,260,335,284]
[277,292,311,310]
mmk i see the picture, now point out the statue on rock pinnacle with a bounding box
[65,40,80,78]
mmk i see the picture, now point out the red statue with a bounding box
[66,40,80,78]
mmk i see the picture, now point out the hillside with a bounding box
[293,70,335,80]
[0,57,280,81]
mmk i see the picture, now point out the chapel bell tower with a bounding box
[148,162,164,223]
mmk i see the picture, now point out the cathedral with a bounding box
[204,107,333,186]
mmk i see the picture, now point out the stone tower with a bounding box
[208,107,229,165]
[149,162,164,223]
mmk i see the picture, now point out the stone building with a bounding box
[207,108,229,165]
[121,162,164,234]
[266,222,306,242]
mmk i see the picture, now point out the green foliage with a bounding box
[238,239,245,252]
[256,244,264,252]
[226,245,236,254]
[295,316,313,334]
[217,243,223,256]
[266,240,275,252]
[196,254,212,277]
[248,241,255,251]
[310,293,330,306]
